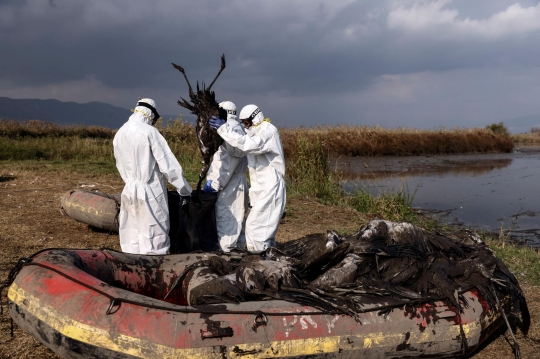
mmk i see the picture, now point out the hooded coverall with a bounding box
[113,110,192,255]
[206,115,249,252]
[217,120,285,253]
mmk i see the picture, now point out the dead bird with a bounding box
[188,273,244,305]
[277,232,330,259]
[235,258,300,291]
[293,231,350,280]
[357,220,432,255]
[164,255,233,302]
[264,247,298,266]
[377,256,422,285]
[235,266,266,292]
[310,253,362,291]
[172,55,227,191]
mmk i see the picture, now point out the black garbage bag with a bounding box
[168,191,219,253]
[167,191,182,254]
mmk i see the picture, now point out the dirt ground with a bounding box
[0,166,539,358]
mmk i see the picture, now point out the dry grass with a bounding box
[1,120,514,158]
[0,119,116,138]
[280,125,514,157]
[513,131,540,144]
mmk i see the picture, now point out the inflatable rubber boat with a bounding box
[8,248,510,359]
[60,189,121,232]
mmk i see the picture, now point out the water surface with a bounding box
[335,147,540,247]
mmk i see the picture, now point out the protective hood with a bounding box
[133,98,160,125]
[219,101,238,123]
[239,104,264,126]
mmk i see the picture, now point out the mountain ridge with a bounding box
[0,97,181,129]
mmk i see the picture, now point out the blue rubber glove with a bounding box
[209,116,226,130]
[203,180,218,193]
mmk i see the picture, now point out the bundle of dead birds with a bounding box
[168,219,529,335]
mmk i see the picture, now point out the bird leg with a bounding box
[495,291,521,359]
[196,161,210,192]
[172,63,194,99]
[207,54,226,92]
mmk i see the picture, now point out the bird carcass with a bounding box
[172,54,227,192]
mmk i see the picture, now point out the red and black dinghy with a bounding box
[7,247,515,359]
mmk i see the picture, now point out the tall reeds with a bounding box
[1,120,514,158]
[0,119,115,138]
[0,119,514,222]
[286,137,341,202]
[512,131,540,144]
[280,125,513,156]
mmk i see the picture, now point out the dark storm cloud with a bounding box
[2,0,540,128]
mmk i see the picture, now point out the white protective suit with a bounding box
[217,105,286,253]
[206,101,249,252]
[113,99,192,255]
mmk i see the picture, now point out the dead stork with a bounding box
[172,54,227,191]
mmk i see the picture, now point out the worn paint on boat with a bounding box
[8,248,507,359]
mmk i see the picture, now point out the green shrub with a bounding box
[485,122,510,136]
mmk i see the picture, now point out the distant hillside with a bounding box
[0,97,180,129]
[502,114,540,134]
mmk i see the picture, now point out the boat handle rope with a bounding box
[0,256,34,340]
[13,260,480,319]
[2,251,482,319]
[106,299,121,315]
[14,261,337,318]
[253,311,268,326]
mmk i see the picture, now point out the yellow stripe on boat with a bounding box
[8,282,500,359]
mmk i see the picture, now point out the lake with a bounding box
[335,146,540,247]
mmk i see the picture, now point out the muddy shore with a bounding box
[331,147,540,179]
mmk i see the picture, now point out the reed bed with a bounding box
[0,118,202,179]
[0,119,116,138]
[0,119,513,223]
[280,125,513,156]
[512,131,540,144]
[1,120,514,157]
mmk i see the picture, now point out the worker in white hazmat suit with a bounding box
[203,101,249,252]
[209,105,286,253]
[113,98,192,255]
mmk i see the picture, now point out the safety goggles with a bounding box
[137,101,161,125]
[240,108,260,128]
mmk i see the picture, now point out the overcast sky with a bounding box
[2,0,540,129]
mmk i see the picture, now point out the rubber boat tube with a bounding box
[60,190,121,232]
[8,248,507,359]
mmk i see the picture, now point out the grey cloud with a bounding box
[2,0,540,128]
